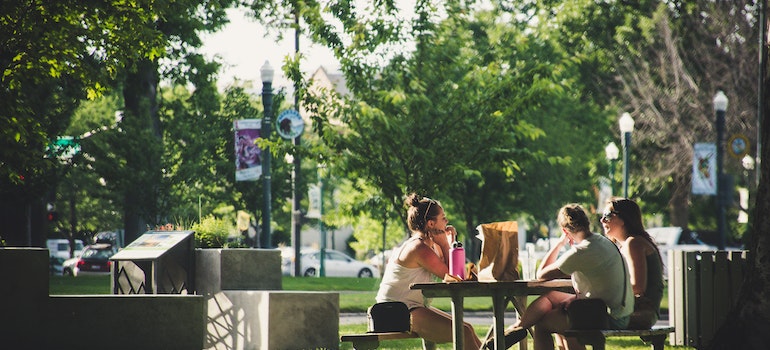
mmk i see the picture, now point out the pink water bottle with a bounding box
[449,241,465,279]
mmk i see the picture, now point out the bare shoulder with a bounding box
[398,239,430,267]
[626,236,655,255]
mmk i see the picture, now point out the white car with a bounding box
[366,249,392,272]
[47,239,85,274]
[284,248,380,278]
[647,226,718,279]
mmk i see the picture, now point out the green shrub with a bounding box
[192,216,232,248]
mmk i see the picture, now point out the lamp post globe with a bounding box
[618,113,635,198]
[713,91,728,250]
[260,61,274,248]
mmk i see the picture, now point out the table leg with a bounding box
[491,291,506,350]
[450,290,464,350]
[512,295,529,350]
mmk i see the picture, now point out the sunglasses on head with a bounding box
[423,199,434,223]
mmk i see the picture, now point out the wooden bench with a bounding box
[340,332,436,350]
[560,326,675,350]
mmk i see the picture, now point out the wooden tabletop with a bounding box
[411,279,575,297]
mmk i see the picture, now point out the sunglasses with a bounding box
[600,211,618,223]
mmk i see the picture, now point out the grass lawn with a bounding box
[50,275,689,349]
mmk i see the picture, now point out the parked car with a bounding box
[62,243,117,276]
[647,226,718,279]
[365,249,392,272]
[283,248,379,278]
[47,239,85,275]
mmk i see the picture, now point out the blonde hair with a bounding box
[557,203,590,233]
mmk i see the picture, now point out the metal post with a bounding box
[622,131,631,198]
[713,91,729,250]
[715,95,727,250]
[260,61,274,249]
[758,0,766,188]
[618,113,635,199]
[605,142,619,196]
[609,160,616,194]
[318,166,326,277]
[292,5,304,276]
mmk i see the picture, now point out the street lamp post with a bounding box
[260,61,274,249]
[619,112,635,198]
[714,91,728,250]
[285,154,302,275]
[605,142,620,195]
[318,163,326,277]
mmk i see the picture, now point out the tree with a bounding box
[535,0,759,238]
[112,0,237,244]
[707,2,770,347]
[292,1,610,261]
[0,0,164,246]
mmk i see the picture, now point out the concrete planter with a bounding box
[195,248,282,295]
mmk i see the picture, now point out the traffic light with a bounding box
[46,203,58,222]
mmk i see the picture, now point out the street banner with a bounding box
[597,177,612,210]
[692,143,716,195]
[234,119,262,181]
[306,184,321,219]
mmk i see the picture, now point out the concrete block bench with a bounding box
[340,331,436,350]
[206,290,339,350]
[560,325,675,350]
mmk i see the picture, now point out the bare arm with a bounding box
[415,243,450,278]
[624,237,648,296]
[536,233,571,280]
[397,235,451,279]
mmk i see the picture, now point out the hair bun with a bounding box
[405,193,421,207]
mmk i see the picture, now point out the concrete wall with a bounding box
[2,248,337,350]
[47,295,205,349]
[206,290,339,350]
[0,248,49,348]
[195,248,282,294]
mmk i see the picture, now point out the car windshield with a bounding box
[326,251,348,261]
[82,248,112,259]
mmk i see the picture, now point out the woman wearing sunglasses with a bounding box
[601,197,664,329]
[375,193,482,349]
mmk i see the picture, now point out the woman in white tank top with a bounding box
[375,193,481,349]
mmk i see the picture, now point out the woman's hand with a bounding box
[444,225,457,244]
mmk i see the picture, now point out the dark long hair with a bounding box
[608,197,662,260]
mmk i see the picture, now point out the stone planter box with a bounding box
[195,248,282,295]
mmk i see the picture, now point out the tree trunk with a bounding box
[121,58,161,244]
[707,7,770,346]
[669,173,690,228]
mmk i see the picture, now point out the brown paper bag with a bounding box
[476,221,520,282]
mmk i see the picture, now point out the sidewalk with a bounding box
[340,311,519,326]
[340,311,669,327]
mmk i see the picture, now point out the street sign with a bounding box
[727,134,750,159]
[276,109,304,140]
[46,136,81,160]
